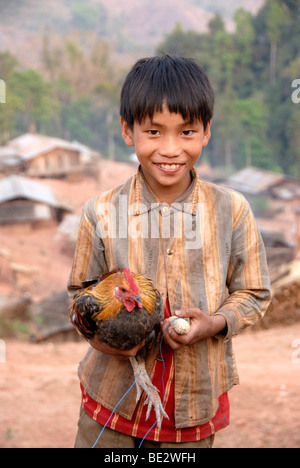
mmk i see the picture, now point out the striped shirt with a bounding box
[68,166,271,430]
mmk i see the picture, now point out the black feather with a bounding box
[96,290,163,349]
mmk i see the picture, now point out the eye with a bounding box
[181,130,195,136]
[120,287,127,293]
[147,130,160,136]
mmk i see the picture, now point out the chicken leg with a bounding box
[129,357,169,430]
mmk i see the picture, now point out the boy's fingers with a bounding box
[160,320,183,350]
[175,308,200,318]
[115,340,146,360]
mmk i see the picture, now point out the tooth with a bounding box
[159,163,180,169]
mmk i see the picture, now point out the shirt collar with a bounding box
[133,165,201,216]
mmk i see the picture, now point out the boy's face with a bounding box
[121,106,211,202]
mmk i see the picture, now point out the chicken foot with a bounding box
[129,357,169,430]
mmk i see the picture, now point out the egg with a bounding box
[168,316,190,335]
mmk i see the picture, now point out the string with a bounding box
[137,322,170,448]
[91,369,141,448]
[91,317,184,448]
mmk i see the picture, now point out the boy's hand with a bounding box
[161,308,227,351]
[88,335,146,360]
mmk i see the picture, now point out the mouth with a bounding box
[154,163,184,173]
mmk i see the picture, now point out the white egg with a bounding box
[168,316,190,335]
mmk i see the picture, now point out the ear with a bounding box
[202,120,212,147]
[120,117,135,147]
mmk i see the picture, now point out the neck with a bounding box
[156,187,186,204]
[140,167,193,205]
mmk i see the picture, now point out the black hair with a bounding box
[120,55,214,130]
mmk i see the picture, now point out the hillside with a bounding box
[0,0,264,68]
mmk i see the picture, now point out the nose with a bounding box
[159,135,182,158]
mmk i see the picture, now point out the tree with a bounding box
[213,96,237,170]
[208,13,225,35]
[285,108,300,177]
[94,80,121,161]
[279,0,300,15]
[8,69,56,133]
[0,51,18,80]
[0,92,23,143]
[157,22,202,57]
[231,98,270,169]
[61,96,93,143]
[265,0,288,85]
[41,36,111,99]
[234,9,255,66]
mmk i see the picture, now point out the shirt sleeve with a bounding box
[214,196,271,342]
[67,198,107,297]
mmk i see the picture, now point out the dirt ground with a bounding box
[1,323,299,449]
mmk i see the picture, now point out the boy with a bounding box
[68,55,271,448]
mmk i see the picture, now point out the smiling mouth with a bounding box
[155,163,184,170]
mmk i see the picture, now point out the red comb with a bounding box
[123,267,140,295]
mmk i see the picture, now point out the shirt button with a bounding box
[166,248,173,255]
[160,206,170,216]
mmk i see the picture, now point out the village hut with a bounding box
[225,166,300,215]
[0,175,70,225]
[7,133,82,178]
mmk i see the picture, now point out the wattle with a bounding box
[124,299,136,312]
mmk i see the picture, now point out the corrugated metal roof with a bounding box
[271,182,300,200]
[228,167,285,194]
[8,133,80,161]
[0,146,18,158]
[0,175,59,207]
[0,147,21,167]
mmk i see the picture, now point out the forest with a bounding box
[0,0,300,177]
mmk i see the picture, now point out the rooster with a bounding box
[69,267,168,429]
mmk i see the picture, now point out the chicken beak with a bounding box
[135,295,143,308]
